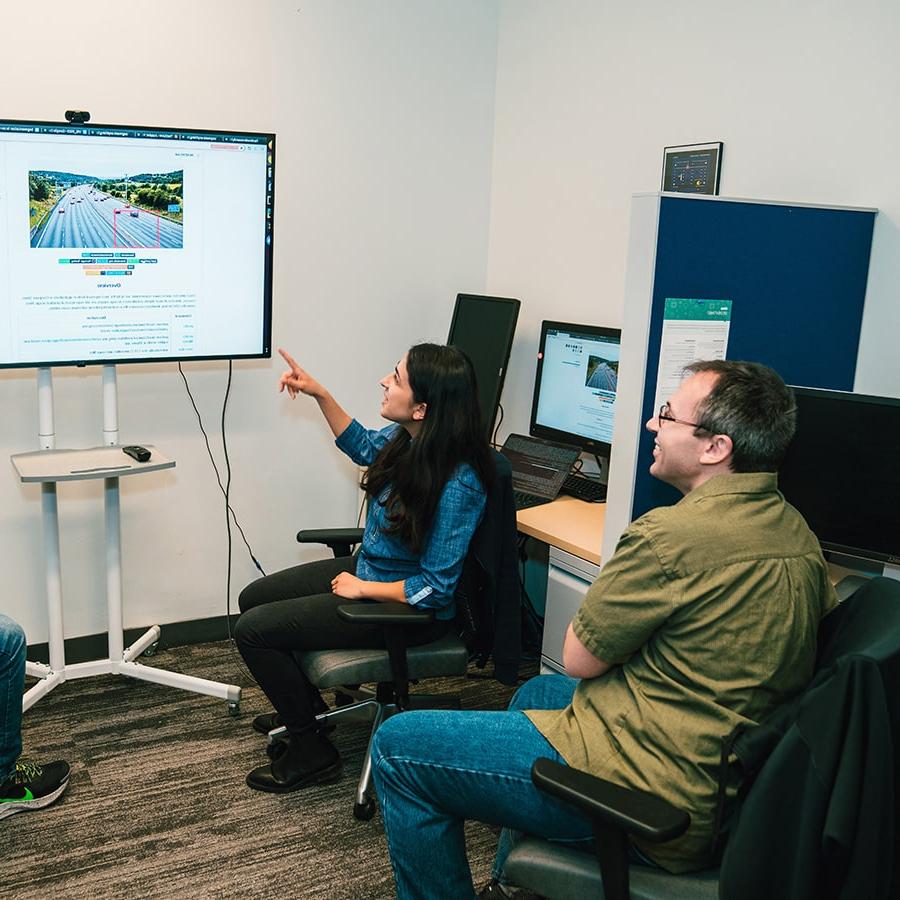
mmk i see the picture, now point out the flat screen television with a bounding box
[778,387,900,567]
[0,118,274,368]
[447,293,520,438]
[530,320,622,457]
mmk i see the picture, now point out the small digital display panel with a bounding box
[530,321,622,455]
[661,141,722,195]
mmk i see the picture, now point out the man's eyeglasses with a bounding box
[657,403,704,430]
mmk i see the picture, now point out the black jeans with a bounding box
[235,557,449,737]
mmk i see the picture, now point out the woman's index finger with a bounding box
[278,347,301,370]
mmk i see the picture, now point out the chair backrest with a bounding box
[728,576,900,772]
[453,449,521,683]
[816,575,900,671]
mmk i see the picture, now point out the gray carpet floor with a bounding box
[9,640,534,899]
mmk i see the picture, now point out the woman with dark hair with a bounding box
[235,343,493,793]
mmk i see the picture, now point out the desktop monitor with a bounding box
[0,117,274,368]
[530,320,622,457]
[447,293,520,438]
[778,387,900,567]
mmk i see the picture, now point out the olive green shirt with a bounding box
[526,473,837,873]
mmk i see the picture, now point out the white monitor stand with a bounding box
[14,365,242,714]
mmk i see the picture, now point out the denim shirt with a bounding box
[335,419,486,621]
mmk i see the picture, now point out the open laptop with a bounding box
[500,433,582,511]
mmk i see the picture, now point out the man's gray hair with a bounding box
[684,360,796,473]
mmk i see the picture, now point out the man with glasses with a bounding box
[372,360,836,899]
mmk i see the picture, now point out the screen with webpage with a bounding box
[533,323,621,449]
[0,119,273,367]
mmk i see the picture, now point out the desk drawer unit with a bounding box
[541,547,601,674]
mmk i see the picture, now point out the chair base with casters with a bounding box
[265,613,469,820]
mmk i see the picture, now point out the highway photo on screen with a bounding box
[29,169,184,249]
[585,355,618,391]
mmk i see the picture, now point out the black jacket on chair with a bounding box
[719,576,900,900]
[464,449,522,685]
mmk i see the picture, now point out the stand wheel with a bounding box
[353,798,376,821]
[228,701,240,717]
[143,641,159,657]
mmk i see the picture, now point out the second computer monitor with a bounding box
[530,320,622,456]
[447,293,521,438]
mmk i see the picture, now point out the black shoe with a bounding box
[476,880,540,899]
[251,711,282,735]
[252,702,336,736]
[246,731,342,793]
[0,760,71,820]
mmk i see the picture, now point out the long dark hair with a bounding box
[361,343,494,553]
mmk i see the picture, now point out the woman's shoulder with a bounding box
[448,462,486,498]
[352,420,401,445]
[375,422,401,441]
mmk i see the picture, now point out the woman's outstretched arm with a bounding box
[278,346,351,438]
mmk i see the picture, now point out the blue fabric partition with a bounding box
[632,196,875,521]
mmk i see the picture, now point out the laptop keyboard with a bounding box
[513,490,552,511]
[504,433,580,464]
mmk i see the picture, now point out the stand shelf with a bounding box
[12,444,174,482]
[14,367,241,715]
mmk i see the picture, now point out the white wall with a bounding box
[6,0,900,641]
[486,0,900,444]
[0,0,499,641]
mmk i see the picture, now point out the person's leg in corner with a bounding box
[371,674,593,900]
[0,615,25,780]
[0,614,70,819]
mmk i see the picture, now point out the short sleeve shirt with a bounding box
[526,472,837,872]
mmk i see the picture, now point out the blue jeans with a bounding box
[371,673,594,900]
[0,615,26,782]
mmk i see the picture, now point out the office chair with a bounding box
[265,450,519,821]
[501,576,900,900]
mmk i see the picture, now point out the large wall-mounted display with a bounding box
[0,118,274,368]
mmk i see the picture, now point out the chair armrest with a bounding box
[337,603,434,627]
[531,758,690,844]
[338,603,435,710]
[296,527,364,558]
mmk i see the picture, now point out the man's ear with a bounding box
[700,433,733,466]
[412,402,427,421]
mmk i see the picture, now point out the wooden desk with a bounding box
[515,495,605,566]
[516,495,605,673]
